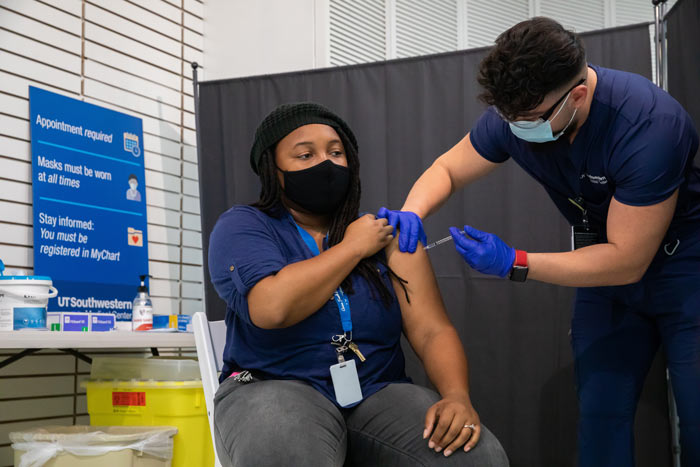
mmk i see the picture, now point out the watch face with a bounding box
[510,266,528,282]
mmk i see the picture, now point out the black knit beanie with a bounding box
[249,102,358,174]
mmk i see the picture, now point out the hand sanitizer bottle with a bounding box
[132,275,153,331]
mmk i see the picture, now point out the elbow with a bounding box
[247,283,293,329]
[625,272,645,286]
[606,243,652,286]
[616,275,640,286]
[249,302,290,329]
[617,264,649,286]
[418,323,460,355]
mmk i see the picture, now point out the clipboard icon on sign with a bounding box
[128,227,143,247]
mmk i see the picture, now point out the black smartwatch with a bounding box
[509,250,528,282]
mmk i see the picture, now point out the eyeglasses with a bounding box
[502,77,586,127]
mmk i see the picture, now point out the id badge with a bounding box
[330,359,363,407]
[571,225,600,250]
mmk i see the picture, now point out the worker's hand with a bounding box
[424,394,481,457]
[450,225,515,278]
[342,214,394,259]
[376,207,427,253]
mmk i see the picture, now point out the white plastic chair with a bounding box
[193,312,227,467]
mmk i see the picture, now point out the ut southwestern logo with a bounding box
[581,173,608,185]
[123,132,141,157]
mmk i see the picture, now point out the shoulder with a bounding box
[593,65,688,127]
[591,66,698,159]
[473,107,509,132]
[609,113,695,201]
[618,113,693,158]
[210,205,284,247]
[214,205,274,231]
[470,107,513,163]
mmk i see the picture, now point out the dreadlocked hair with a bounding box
[251,130,409,308]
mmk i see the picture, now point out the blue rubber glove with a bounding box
[450,225,516,278]
[376,207,427,253]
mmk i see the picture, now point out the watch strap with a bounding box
[509,250,528,282]
[514,249,528,268]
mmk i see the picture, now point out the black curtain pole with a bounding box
[191,61,209,317]
[653,0,669,89]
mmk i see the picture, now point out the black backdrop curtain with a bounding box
[668,0,700,167]
[197,23,672,467]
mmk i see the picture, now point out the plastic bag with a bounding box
[10,425,178,467]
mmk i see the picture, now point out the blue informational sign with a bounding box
[29,87,148,326]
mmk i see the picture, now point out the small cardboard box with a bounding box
[90,313,116,332]
[153,314,177,330]
[61,312,89,332]
[177,315,192,333]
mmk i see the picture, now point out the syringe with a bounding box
[423,230,466,250]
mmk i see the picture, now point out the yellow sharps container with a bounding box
[82,357,215,467]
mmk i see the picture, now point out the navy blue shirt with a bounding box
[470,65,700,238]
[208,205,409,407]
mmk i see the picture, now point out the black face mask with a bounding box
[280,160,350,215]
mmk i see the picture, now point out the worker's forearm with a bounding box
[402,161,454,219]
[528,243,649,287]
[420,327,471,400]
[249,242,362,328]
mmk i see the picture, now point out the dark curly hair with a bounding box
[251,128,408,309]
[477,17,587,121]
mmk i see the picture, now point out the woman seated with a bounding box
[209,102,509,467]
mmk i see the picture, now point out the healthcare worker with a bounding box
[378,17,700,467]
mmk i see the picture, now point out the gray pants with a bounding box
[214,377,509,467]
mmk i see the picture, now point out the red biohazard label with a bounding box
[112,392,146,406]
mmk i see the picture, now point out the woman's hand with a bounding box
[423,394,481,457]
[341,214,394,258]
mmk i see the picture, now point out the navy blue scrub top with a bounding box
[208,205,409,406]
[470,64,700,238]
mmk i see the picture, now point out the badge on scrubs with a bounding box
[330,355,363,407]
[568,197,601,250]
[571,225,600,250]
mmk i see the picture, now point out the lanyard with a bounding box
[291,219,352,335]
[568,196,590,228]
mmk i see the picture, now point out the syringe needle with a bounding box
[423,230,466,250]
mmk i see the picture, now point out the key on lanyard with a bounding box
[347,341,366,362]
[332,333,366,362]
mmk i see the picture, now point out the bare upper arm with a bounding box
[607,189,678,275]
[246,273,282,328]
[385,237,454,356]
[435,132,501,192]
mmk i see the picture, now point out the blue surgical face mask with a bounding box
[509,91,578,143]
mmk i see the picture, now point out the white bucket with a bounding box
[0,275,58,331]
